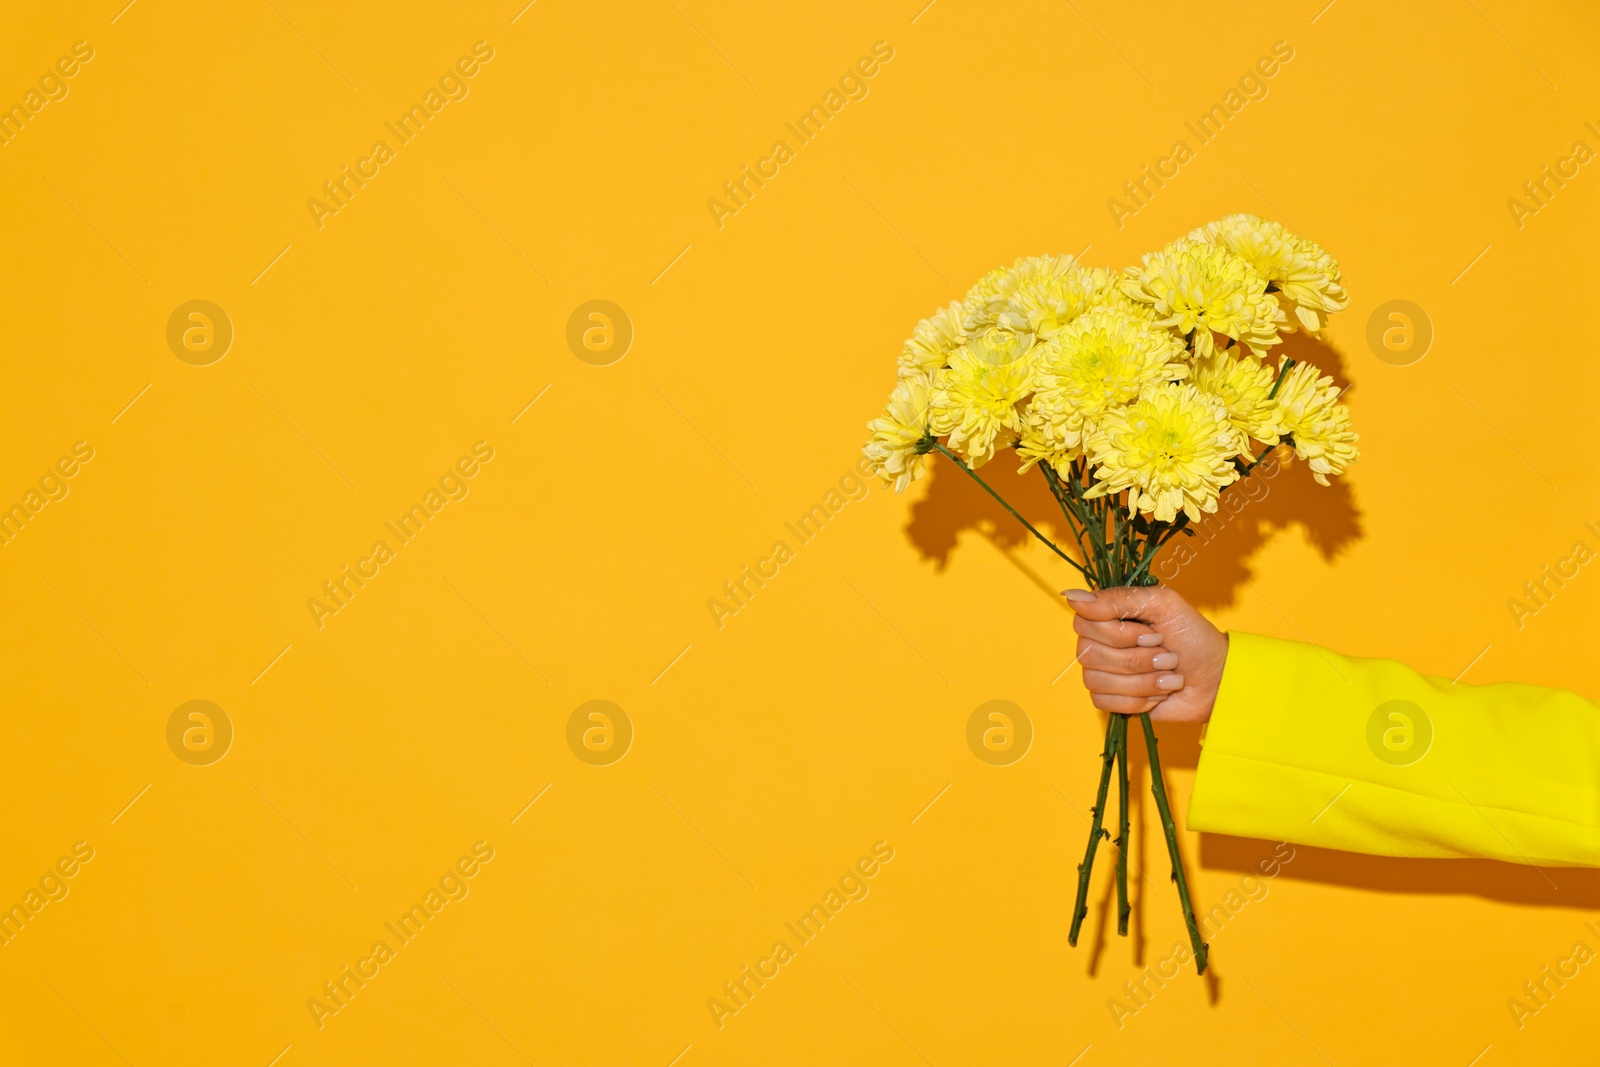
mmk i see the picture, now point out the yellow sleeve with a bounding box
[1186,631,1600,866]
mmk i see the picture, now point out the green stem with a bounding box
[1067,713,1118,946]
[1037,464,1097,578]
[1060,461,1114,588]
[1239,434,1295,477]
[1125,516,1188,586]
[919,442,1206,971]
[1243,443,1276,472]
[1114,715,1130,936]
[1064,461,1115,586]
[1267,357,1296,400]
[931,442,1092,580]
[1049,460,1113,588]
[1138,713,1209,974]
[1109,500,1127,580]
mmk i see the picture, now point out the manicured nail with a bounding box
[1157,674,1184,691]
[1062,589,1094,602]
[1136,633,1163,647]
[1152,652,1178,670]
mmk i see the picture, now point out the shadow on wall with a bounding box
[1202,833,1600,909]
[902,330,1364,612]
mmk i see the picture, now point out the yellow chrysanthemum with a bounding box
[1121,238,1284,357]
[961,254,1126,334]
[1015,402,1078,477]
[863,372,934,493]
[960,260,1025,334]
[1196,214,1349,333]
[1018,306,1188,473]
[1191,347,1280,454]
[929,329,1036,469]
[898,301,966,379]
[1083,382,1240,522]
[1271,361,1359,485]
[1001,259,1127,339]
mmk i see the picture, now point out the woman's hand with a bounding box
[1061,586,1228,723]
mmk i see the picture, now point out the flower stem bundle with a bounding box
[862,215,1358,975]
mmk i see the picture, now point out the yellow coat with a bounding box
[1187,632,1600,866]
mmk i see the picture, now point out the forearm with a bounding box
[1187,632,1600,866]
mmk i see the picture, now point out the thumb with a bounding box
[1061,585,1178,624]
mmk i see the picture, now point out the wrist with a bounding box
[1197,632,1229,724]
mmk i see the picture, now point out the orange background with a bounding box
[1,1,1598,1064]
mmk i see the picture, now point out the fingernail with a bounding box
[1152,652,1178,670]
[1062,589,1094,602]
[1157,674,1184,691]
[1136,633,1163,647]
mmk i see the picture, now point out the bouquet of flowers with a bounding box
[862,214,1357,974]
